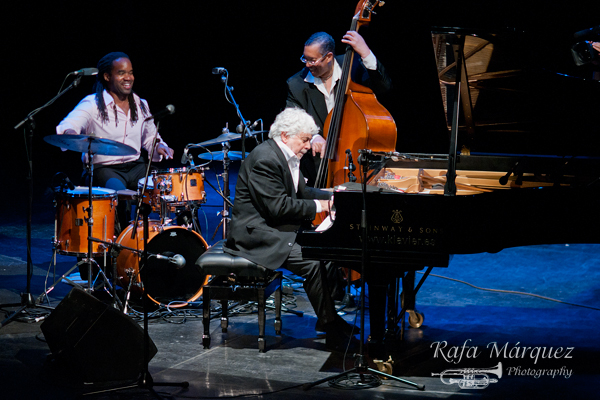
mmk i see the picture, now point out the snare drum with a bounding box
[54,186,117,256]
[115,220,209,307]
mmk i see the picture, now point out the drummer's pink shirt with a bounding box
[56,90,167,165]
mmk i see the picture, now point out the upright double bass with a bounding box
[314,0,397,190]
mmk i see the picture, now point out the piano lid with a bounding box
[372,2,600,158]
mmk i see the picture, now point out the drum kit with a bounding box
[42,128,259,310]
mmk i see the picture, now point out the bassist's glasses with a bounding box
[300,52,331,66]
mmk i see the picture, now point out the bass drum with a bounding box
[116,220,209,307]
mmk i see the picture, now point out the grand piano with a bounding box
[296,20,600,346]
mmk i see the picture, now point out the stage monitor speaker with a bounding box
[41,288,157,383]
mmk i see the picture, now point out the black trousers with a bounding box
[283,243,338,327]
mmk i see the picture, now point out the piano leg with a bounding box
[367,268,432,358]
[367,277,389,360]
[398,268,432,336]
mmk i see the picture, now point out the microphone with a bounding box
[212,67,227,75]
[180,146,190,164]
[345,149,357,183]
[345,149,356,172]
[56,172,75,190]
[144,104,175,122]
[71,68,98,76]
[64,175,76,190]
[357,149,372,166]
[499,161,519,186]
[236,120,260,134]
[153,253,186,269]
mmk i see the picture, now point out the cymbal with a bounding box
[198,130,267,147]
[198,132,242,147]
[44,134,137,156]
[197,151,249,161]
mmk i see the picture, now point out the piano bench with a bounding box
[195,240,282,353]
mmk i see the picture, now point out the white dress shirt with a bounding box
[56,90,167,166]
[273,137,322,213]
[303,51,378,113]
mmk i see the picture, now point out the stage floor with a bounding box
[1,194,599,400]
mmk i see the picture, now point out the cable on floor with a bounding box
[417,271,600,311]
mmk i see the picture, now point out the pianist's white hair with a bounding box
[269,108,320,139]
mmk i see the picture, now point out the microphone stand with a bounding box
[1,75,84,329]
[302,151,424,392]
[131,120,163,239]
[91,203,189,398]
[339,150,357,309]
[217,69,252,161]
[444,35,465,197]
[138,203,189,394]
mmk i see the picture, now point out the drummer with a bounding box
[56,51,174,232]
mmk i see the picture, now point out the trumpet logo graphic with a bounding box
[431,362,503,389]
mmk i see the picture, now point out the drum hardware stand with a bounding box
[82,146,104,294]
[302,150,425,392]
[35,147,119,309]
[1,73,86,328]
[214,142,232,240]
[196,142,234,241]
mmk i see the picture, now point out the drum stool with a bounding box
[196,240,282,352]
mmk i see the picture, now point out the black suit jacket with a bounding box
[224,139,330,270]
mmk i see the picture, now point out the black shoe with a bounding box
[316,315,360,336]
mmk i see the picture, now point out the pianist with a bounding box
[224,108,356,349]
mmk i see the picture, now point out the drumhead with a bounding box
[138,177,154,190]
[62,186,116,198]
[142,227,208,305]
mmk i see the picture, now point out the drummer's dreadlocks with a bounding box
[93,52,148,126]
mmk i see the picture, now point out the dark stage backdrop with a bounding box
[4,1,600,203]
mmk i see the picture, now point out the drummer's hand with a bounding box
[342,31,371,59]
[592,41,600,53]
[62,129,78,135]
[311,135,326,157]
[157,143,174,160]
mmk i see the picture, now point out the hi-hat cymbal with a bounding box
[197,151,249,161]
[44,134,137,156]
[198,132,242,147]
